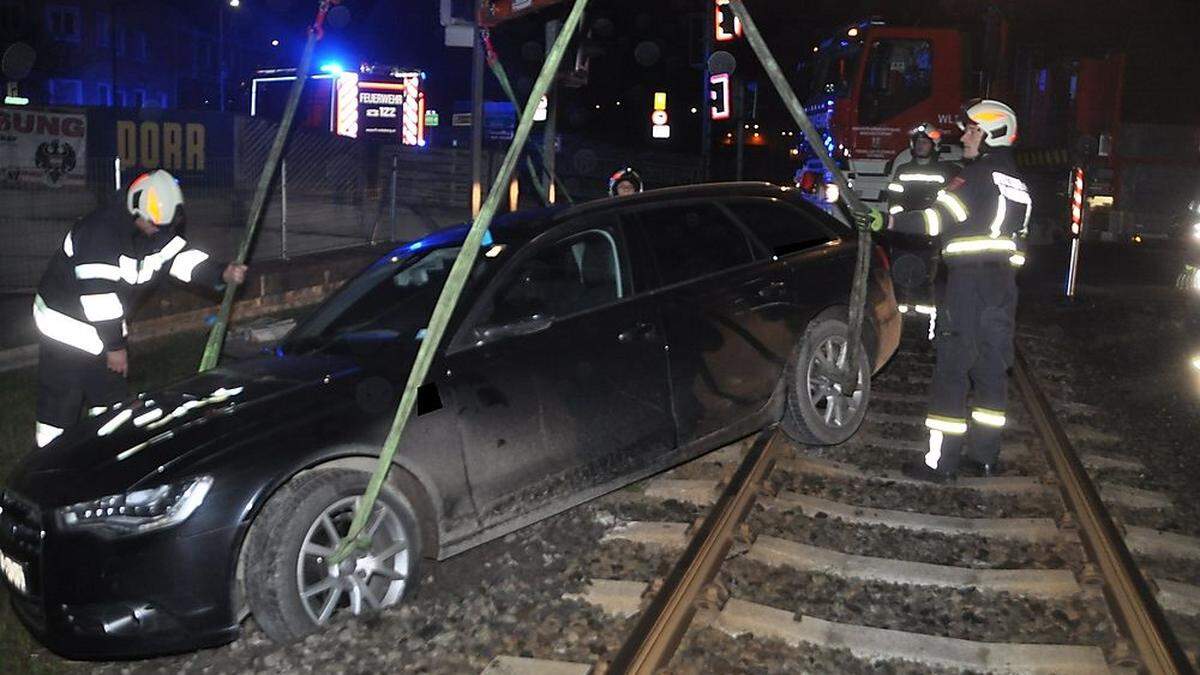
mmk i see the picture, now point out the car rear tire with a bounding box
[782,318,871,445]
[244,468,423,643]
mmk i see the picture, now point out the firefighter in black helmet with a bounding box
[888,99,1031,482]
[887,122,958,215]
[609,167,643,197]
[886,123,960,339]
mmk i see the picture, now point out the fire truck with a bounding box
[795,17,1124,211]
[793,16,1124,311]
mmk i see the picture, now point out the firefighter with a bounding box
[32,170,247,448]
[887,123,958,214]
[887,99,1032,481]
[608,167,643,197]
[886,123,960,339]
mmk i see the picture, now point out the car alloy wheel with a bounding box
[805,334,865,429]
[296,496,410,625]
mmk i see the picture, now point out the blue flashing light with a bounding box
[482,229,494,246]
[319,63,344,75]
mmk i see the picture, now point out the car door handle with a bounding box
[758,281,787,299]
[617,322,655,343]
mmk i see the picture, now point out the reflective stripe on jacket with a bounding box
[35,202,224,355]
[892,148,1031,267]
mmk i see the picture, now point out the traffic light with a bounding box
[714,0,742,42]
[651,91,670,139]
[709,73,731,120]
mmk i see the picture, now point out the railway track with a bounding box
[484,322,1200,675]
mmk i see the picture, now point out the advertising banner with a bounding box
[87,108,234,180]
[0,106,88,188]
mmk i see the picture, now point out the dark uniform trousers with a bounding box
[36,337,127,430]
[927,261,1016,473]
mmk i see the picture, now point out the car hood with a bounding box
[8,352,366,507]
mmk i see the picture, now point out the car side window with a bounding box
[487,228,625,325]
[722,199,834,256]
[634,203,754,286]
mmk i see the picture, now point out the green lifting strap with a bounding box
[330,0,592,565]
[198,2,333,372]
[728,0,873,389]
[484,36,575,206]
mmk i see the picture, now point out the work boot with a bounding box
[901,461,956,484]
[960,457,1002,478]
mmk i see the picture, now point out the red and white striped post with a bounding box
[1065,166,1084,297]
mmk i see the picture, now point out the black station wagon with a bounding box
[1,182,900,658]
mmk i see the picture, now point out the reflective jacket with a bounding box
[892,147,1031,268]
[34,202,224,356]
[886,158,960,216]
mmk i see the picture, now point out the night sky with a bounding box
[234,0,1200,128]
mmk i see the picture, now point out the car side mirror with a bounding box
[477,315,553,342]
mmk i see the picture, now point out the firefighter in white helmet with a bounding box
[31,170,247,448]
[888,99,1032,482]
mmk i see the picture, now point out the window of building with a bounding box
[859,38,933,126]
[0,2,23,34]
[195,39,214,72]
[96,82,111,105]
[95,12,110,47]
[46,5,81,42]
[633,203,754,286]
[48,79,83,105]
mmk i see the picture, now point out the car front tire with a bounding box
[782,318,871,445]
[244,468,423,642]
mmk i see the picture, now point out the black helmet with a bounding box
[908,122,942,154]
[608,167,643,196]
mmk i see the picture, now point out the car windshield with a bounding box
[285,246,468,351]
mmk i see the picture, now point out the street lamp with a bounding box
[218,0,241,112]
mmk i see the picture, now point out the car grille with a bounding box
[0,488,43,599]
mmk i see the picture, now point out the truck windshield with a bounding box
[801,38,864,103]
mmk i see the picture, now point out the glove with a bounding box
[853,207,885,232]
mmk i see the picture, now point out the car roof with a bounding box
[377,182,816,263]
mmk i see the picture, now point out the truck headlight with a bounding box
[1191,222,1200,242]
[57,476,213,535]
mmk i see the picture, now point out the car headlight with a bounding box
[57,476,213,535]
[1191,222,1200,242]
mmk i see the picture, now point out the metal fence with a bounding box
[0,128,705,292]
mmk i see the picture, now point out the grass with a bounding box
[0,328,231,673]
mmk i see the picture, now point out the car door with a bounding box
[719,194,846,339]
[626,200,788,445]
[445,215,673,526]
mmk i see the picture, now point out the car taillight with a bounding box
[874,244,890,271]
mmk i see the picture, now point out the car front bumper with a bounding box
[1,488,244,659]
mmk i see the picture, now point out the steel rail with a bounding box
[604,428,778,674]
[1013,346,1193,674]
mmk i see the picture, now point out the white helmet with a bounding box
[959,98,1018,148]
[127,169,184,225]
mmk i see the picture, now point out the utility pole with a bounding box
[700,0,713,181]
[218,4,226,112]
[735,76,744,180]
[470,6,485,217]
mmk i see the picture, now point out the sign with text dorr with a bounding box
[88,108,234,180]
[0,106,87,188]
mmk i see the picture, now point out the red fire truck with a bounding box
[795,17,1124,216]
